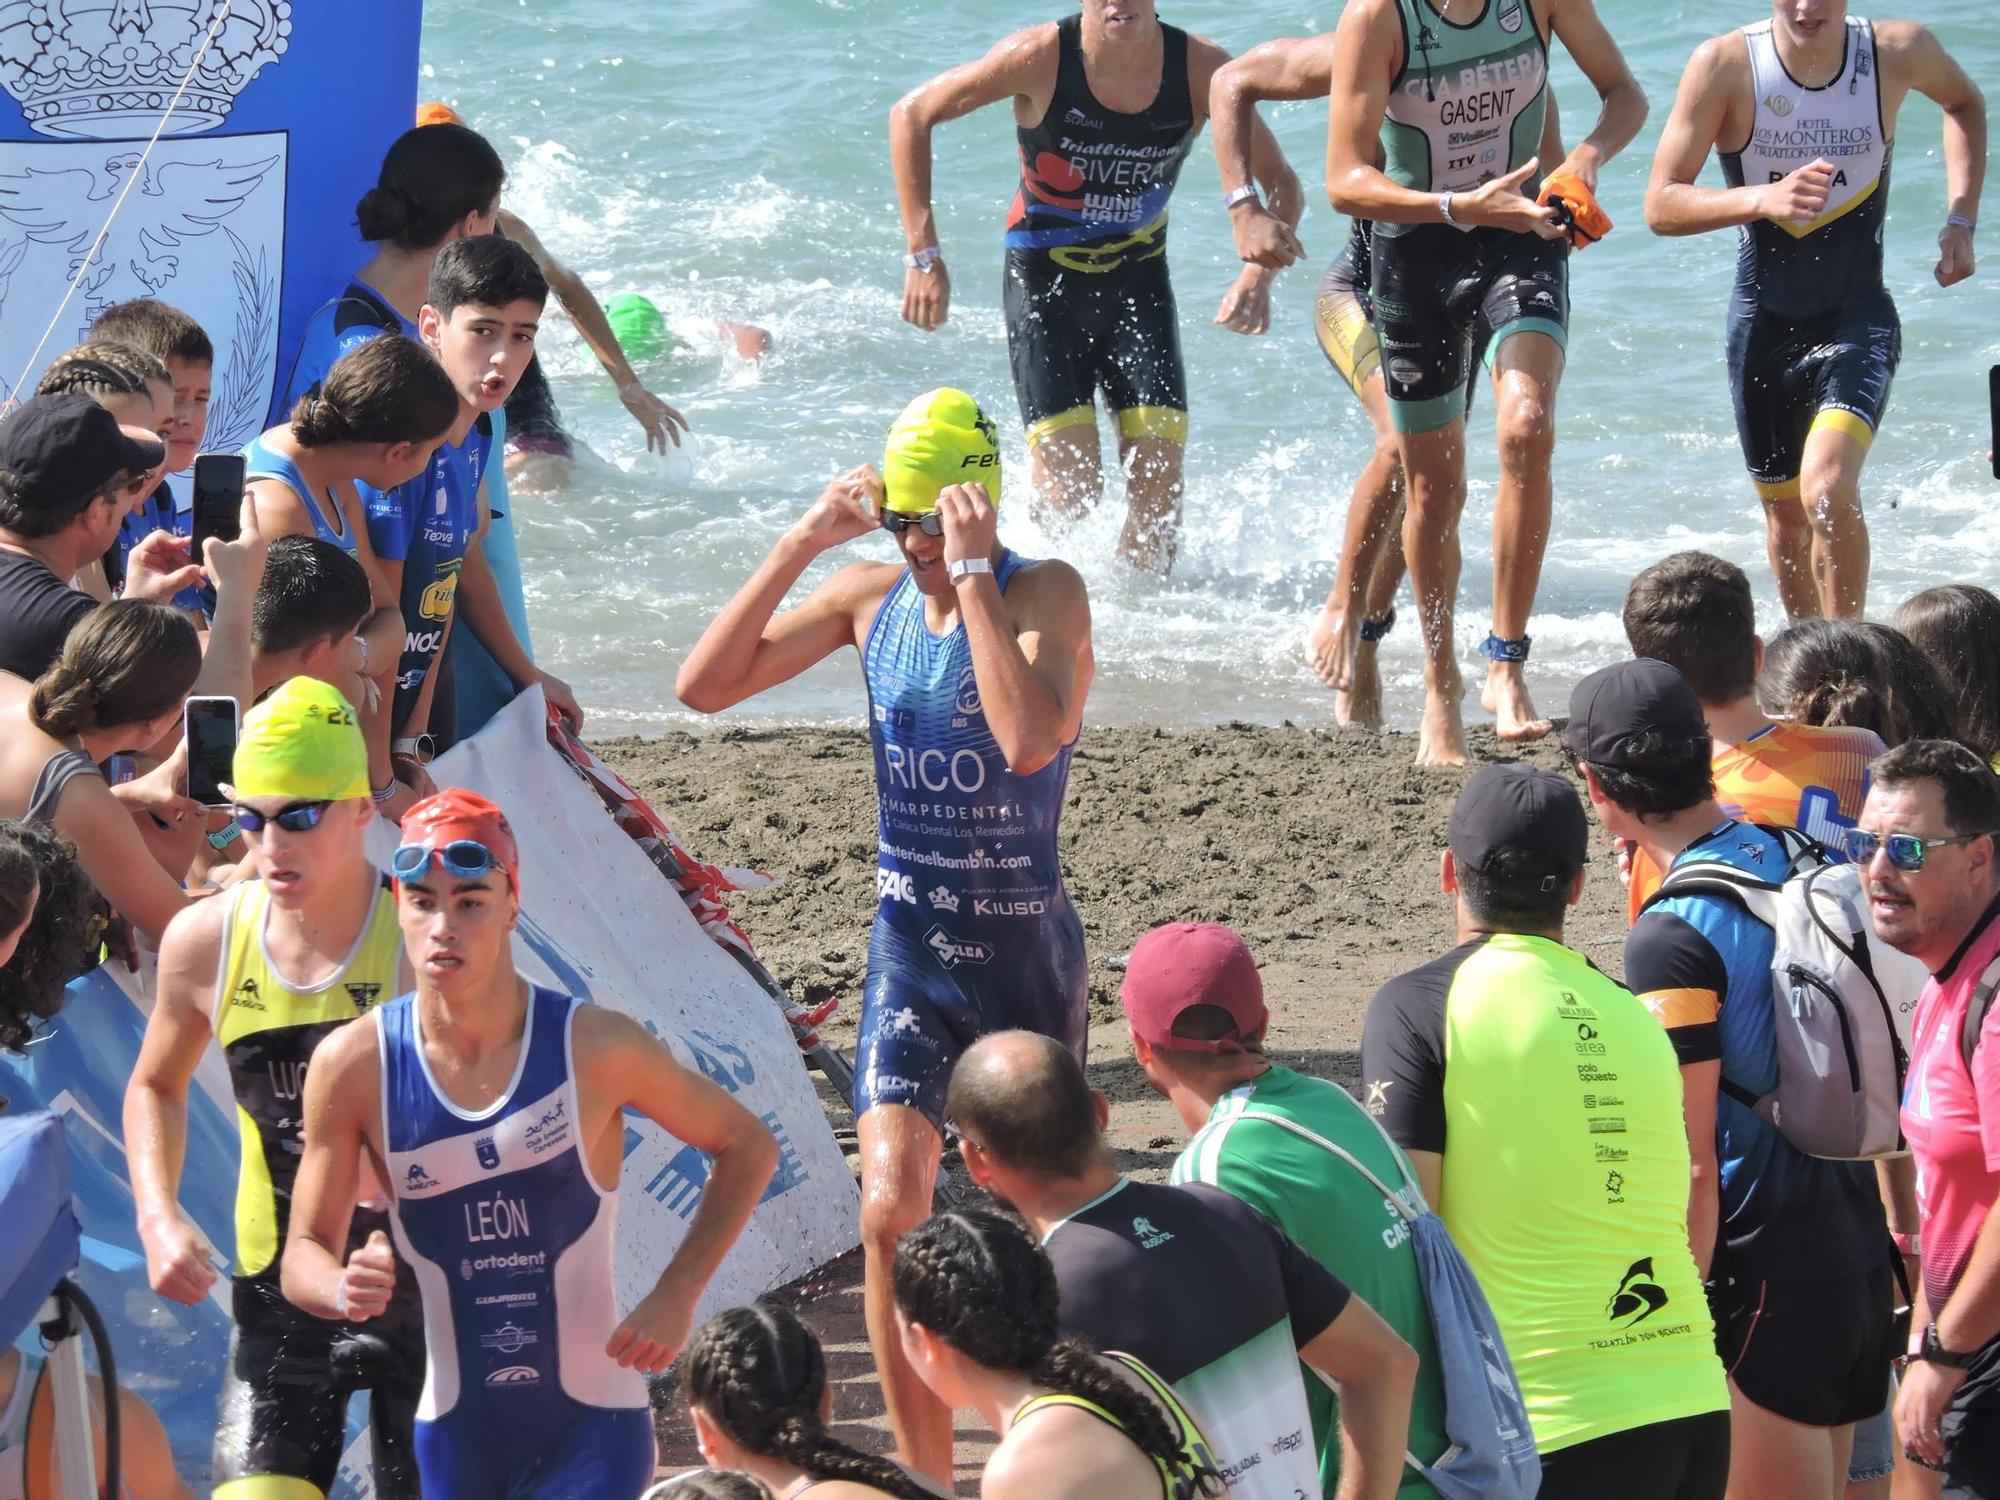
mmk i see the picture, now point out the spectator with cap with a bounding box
[1850,740,2000,1491]
[0,393,190,680]
[1570,660,1893,1500]
[1120,920,1451,1500]
[945,1029,1419,1500]
[1360,763,1727,1499]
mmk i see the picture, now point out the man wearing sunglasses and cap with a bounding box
[677,386,1094,1484]
[283,788,778,1500]
[1360,762,1727,1496]
[126,675,426,1498]
[1854,741,2000,1492]
[1571,658,1892,1498]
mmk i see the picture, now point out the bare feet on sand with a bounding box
[1481,660,1552,742]
[1415,669,1469,766]
[1307,611,1386,730]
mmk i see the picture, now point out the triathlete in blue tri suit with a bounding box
[1643,1,1983,621]
[281,790,779,1500]
[677,388,1095,1486]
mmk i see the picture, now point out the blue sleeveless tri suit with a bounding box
[856,550,1088,1125]
[376,985,656,1499]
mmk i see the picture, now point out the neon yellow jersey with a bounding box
[214,878,401,1277]
[1361,932,1727,1454]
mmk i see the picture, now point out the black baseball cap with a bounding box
[1564,659,1708,769]
[1448,764,1588,881]
[0,393,165,519]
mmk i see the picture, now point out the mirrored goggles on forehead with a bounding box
[231,800,332,834]
[881,509,944,537]
[391,838,501,882]
[1842,827,1990,872]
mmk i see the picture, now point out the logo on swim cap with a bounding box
[882,387,1001,514]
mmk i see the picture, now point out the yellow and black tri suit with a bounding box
[210,877,424,1500]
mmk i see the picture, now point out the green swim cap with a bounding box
[606,293,676,362]
[881,388,1001,515]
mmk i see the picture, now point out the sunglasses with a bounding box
[1842,827,1991,872]
[881,510,944,537]
[392,838,502,882]
[232,800,332,834]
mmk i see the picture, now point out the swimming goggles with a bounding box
[1843,827,1991,872]
[881,510,945,537]
[232,800,332,834]
[391,838,502,882]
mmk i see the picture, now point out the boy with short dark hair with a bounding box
[365,234,578,793]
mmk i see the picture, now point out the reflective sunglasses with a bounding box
[1842,827,1991,872]
[391,839,501,882]
[881,509,944,537]
[232,800,333,834]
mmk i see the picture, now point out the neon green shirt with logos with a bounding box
[1361,932,1728,1454]
[1172,1065,1448,1499]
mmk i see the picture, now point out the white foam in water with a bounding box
[427,0,2000,736]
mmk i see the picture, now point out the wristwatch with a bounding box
[905,246,943,273]
[1920,1323,1978,1370]
[948,557,994,585]
[392,734,437,764]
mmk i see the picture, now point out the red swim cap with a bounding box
[415,101,465,128]
[397,788,519,889]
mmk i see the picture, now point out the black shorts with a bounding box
[1370,224,1568,434]
[1537,1410,1731,1500]
[214,1255,426,1497]
[1708,1261,1896,1427]
[1934,1337,2000,1499]
[1003,249,1187,449]
[1725,290,1900,493]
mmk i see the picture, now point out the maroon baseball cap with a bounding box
[1120,922,1267,1053]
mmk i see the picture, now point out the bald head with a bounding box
[947,1030,1102,1180]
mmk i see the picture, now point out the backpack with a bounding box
[1228,1105,1541,1500]
[1959,963,2000,1071]
[1641,825,1929,1160]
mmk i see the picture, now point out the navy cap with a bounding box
[0,393,164,519]
[1448,764,1588,882]
[1564,659,1709,769]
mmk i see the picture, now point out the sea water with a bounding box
[421,0,2000,734]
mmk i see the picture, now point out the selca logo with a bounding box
[485,1364,539,1388]
[924,925,993,969]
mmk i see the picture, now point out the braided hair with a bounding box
[684,1301,936,1500]
[892,1208,1222,1495]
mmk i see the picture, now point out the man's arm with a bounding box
[1879,21,1985,287]
[676,468,895,712]
[889,25,1056,330]
[582,1009,779,1372]
[185,521,266,709]
[1644,36,1829,234]
[495,208,689,450]
[281,1018,395,1321]
[1298,1299,1420,1500]
[1679,1060,1722,1277]
[1543,0,1648,189]
[935,484,1091,774]
[123,896,227,1304]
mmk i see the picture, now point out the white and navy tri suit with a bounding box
[377,985,656,1499]
[857,550,1087,1126]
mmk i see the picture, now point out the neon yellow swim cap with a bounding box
[231,677,370,803]
[881,388,1001,514]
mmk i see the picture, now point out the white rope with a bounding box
[8,1,235,400]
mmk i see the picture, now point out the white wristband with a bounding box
[1224,183,1261,212]
[335,1280,348,1317]
[948,557,994,585]
[905,246,943,272]
[1439,191,1471,231]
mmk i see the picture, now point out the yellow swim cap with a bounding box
[881,388,1001,514]
[231,677,370,803]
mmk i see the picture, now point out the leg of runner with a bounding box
[1798,419,1871,618]
[1118,434,1184,573]
[1481,332,1561,742]
[858,1102,952,1483]
[1307,399,1403,720]
[1346,526,1405,730]
[1029,424,1106,532]
[1399,421,1470,767]
[1758,481,1820,621]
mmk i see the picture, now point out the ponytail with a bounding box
[892,1209,1221,1496]
[684,1303,935,1500]
[354,123,505,251]
[29,600,198,740]
[288,335,458,450]
[28,671,101,740]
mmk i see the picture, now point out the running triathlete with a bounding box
[676,389,1094,1485]
[282,790,778,1500]
[1643,0,1984,621]
[1211,39,1566,728]
[125,678,424,1498]
[1326,0,1647,764]
[889,0,1293,573]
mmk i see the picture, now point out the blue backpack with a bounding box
[1229,1106,1541,1500]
